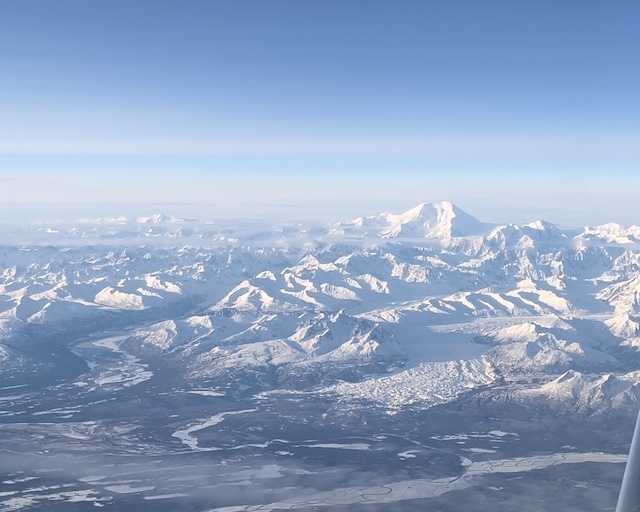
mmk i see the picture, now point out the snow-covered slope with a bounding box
[517,370,640,414]
[126,309,405,382]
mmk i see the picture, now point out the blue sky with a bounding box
[1,1,638,225]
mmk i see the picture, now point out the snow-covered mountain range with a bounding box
[2,201,640,414]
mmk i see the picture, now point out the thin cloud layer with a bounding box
[1,136,638,158]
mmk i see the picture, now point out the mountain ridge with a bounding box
[1,200,640,414]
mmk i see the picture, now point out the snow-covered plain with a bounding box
[207,451,627,511]
[172,409,257,451]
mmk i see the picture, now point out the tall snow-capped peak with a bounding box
[381,201,490,239]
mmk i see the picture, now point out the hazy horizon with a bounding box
[0,193,635,230]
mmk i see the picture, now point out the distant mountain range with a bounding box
[2,201,640,414]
